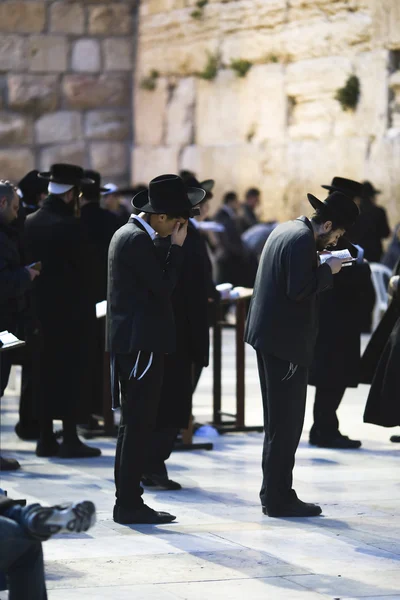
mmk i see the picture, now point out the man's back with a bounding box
[245,216,332,367]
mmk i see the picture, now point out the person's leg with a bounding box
[0,516,47,600]
[257,352,310,512]
[310,386,361,448]
[142,428,180,489]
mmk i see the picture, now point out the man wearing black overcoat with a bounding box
[107,174,205,525]
[24,164,101,459]
[245,191,359,517]
[142,176,216,490]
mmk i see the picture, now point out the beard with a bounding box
[316,232,334,252]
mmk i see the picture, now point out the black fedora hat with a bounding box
[81,169,108,199]
[38,163,94,186]
[18,170,48,199]
[307,191,360,231]
[321,176,363,200]
[362,180,381,198]
[132,174,205,217]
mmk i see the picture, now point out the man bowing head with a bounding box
[107,174,205,525]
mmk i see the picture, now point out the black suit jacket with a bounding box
[245,216,333,367]
[106,217,183,354]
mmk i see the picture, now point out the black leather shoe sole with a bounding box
[390,435,400,443]
[142,475,182,490]
[0,456,21,470]
[114,504,176,525]
[58,443,101,459]
[309,437,361,449]
[263,502,322,518]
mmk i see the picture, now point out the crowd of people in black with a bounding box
[0,165,399,522]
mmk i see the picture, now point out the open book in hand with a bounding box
[319,249,356,267]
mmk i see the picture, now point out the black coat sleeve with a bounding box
[286,235,333,302]
[121,233,183,297]
[0,234,31,303]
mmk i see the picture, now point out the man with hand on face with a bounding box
[107,174,205,525]
[245,191,359,518]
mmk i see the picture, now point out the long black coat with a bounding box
[245,217,333,367]
[309,259,372,389]
[361,262,400,427]
[154,221,212,428]
[24,195,95,421]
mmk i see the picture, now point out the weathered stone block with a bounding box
[134,78,168,146]
[35,112,82,145]
[138,38,220,77]
[39,143,86,172]
[132,146,179,184]
[8,75,59,115]
[90,142,129,177]
[0,2,46,33]
[0,36,27,71]
[49,2,85,34]
[85,110,130,140]
[103,39,132,71]
[0,113,33,145]
[89,5,132,35]
[0,149,34,183]
[71,39,101,73]
[372,0,400,49]
[166,77,195,147]
[28,36,68,72]
[63,74,130,109]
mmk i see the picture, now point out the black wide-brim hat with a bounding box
[81,169,108,197]
[18,170,48,199]
[38,163,94,186]
[132,174,206,217]
[307,191,360,231]
[362,180,381,197]
[321,177,363,200]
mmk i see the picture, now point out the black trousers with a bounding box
[257,351,309,510]
[311,386,346,438]
[143,428,179,478]
[114,352,164,510]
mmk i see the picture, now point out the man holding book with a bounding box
[245,191,359,518]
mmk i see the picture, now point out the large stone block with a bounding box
[35,112,82,145]
[134,78,168,146]
[137,38,220,77]
[8,75,59,115]
[286,57,353,100]
[103,39,132,71]
[0,149,34,183]
[28,36,68,72]
[0,113,33,145]
[49,2,85,34]
[166,77,195,147]
[71,39,101,73]
[196,65,286,146]
[90,142,129,177]
[0,36,27,71]
[89,5,132,35]
[132,146,179,183]
[39,143,86,172]
[0,2,45,33]
[140,0,186,16]
[366,133,400,225]
[85,110,131,140]
[372,0,400,49]
[63,75,130,109]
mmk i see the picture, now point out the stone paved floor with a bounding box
[0,331,399,599]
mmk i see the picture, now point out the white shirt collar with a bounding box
[190,217,200,229]
[132,214,157,240]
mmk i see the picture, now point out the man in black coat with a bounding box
[0,180,38,470]
[142,175,216,490]
[309,177,371,449]
[238,187,260,234]
[107,174,205,525]
[24,164,101,459]
[80,170,118,423]
[245,191,359,517]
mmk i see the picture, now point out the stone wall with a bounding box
[132,0,400,226]
[0,1,136,186]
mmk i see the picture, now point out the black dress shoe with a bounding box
[0,456,21,470]
[390,435,400,443]
[15,421,40,441]
[309,432,361,449]
[142,474,182,490]
[36,438,60,457]
[58,441,101,459]
[263,498,322,518]
[113,504,176,525]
